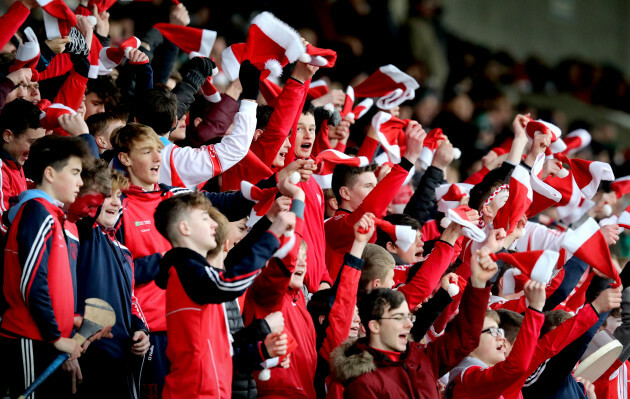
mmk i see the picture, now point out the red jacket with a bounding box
[331,282,491,398]
[0,149,27,234]
[325,159,413,281]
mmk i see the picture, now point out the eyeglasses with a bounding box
[481,327,505,338]
[379,314,416,323]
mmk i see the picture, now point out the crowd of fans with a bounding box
[0,0,629,399]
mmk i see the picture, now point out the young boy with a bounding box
[0,135,91,398]
[86,111,126,154]
[154,191,291,399]
[0,98,45,233]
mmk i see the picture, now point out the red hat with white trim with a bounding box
[375,218,417,252]
[221,43,246,82]
[490,250,559,289]
[370,111,408,164]
[561,217,621,287]
[99,36,143,70]
[442,205,486,242]
[312,149,369,189]
[527,153,562,218]
[347,98,373,120]
[307,80,329,101]
[562,129,592,155]
[353,65,419,110]
[39,103,76,131]
[154,23,217,58]
[340,86,355,118]
[493,165,533,235]
[525,119,567,154]
[556,153,615,199]
[260,79,282,106]
[37,0,78,40]
[300,44,337,68]
[418,128,461,170]
[618,204,630,230]
[243,12,307,80]
[9,27,40,82]
[241,180,280,228]
[201,76,221,103]
[611,176,630,199]
[436,183,473,213]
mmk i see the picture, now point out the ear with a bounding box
[95,136,107,149]
[43,165,55,184]
[339,186,352,202]
[193,117,203,128]
[482,204,494,218]
[372,279,381,289]
[223,239,231,253]
[327,196,338,211]
[385,241,397,253]
[118,151,131,167]
[253,128,264,141]
[178,219,190,236]
[318,315,326,325]
[2,129,13,143]
[368,319,380,335]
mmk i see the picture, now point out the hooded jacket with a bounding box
[0,148,27,234]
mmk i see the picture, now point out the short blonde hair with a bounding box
[360,244,395,291]
[206,207,230,259]
[110,169,130,194]
[110,123,164,154]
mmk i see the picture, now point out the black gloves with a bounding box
[180,57,217,90]
[238,60,261,100]
[314,104,341,129]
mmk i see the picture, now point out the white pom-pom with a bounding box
[289,171,301,184]
[86,15,97,28]
[440,217,452,229]
[447,283,459,297]
[323,103,335,115]
[298,53,312,63]
[258,368,271,381]
[453,148,461,160]
[603,204,613,217]
[557,168,569,178]
[264,59,283,78]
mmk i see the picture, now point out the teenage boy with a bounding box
[0,98,45,233]
[331,247,497,398]
[86,111,126,154]
[153,191,292,399]
[0,135,92,398]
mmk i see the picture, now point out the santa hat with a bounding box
[561,217,621,287]
[154,23,217,57]
[39,103,76,131]
[493,165,533,235]
[490,250,560,294]
[221,151,273,192]
[418,128,462,170]
[375,219,417,252]
[99,36,143,70]
[300,44,337,68]
[442,205,486,242]
[37,0,78,40]
[201,76,221,103]
[243,12,307,80]
[436,183,473,213]
[353,65,419,110]
[221,43,246,82]
[341,86,354,118]
[562,129,592,155]
[307,80,328,101]
[527,153,562,218]
[9,27,40,82]
[241,181,280,228]
[618,204,630,230]
[389,183,413,215]
[312,149,369,189]
[260,79,282,106]
[478,184,510,229]
[371,111,408,164]
[347,98,373,120]
[611,176,630,199]
[525,119,567,154]
[556,153,615,199]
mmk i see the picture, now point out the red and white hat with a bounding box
[353,65,419,110]
[442,205,486,242]
[340,86,355,118]
[241,180,280,228]
[561,217,621,287]
[259,79,282,106]
[493,165,533,235]
[370,111,408,164]
[221,43,246,82]
[617,204,630,230]
[312,149,369,189]
[201,76,221,103]
[154,23,217,58]
[243,12,308,80]
[375,219,417,252]
[347,98,374,120]
[490,250,560,294]
[99,36,143,70]
[611,176,630,199]
[221,151,273,192]
[436,183,473,213]
[37,0,78,40]
[300,44,337,68]
[525,119,567,154]
[9,27,40,82]
[39,103,76,131]
[418,128,461,170]
[562,129,592,155]
[307,80,329,101]
[527,153,562,218]
[556,153,615,199]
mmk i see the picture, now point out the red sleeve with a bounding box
[54,70,87,111]
[39,54,73,81]
[250,78,308,167]
[312,122,333,157]
[319,253,363,362]
[192,95,240,146]
[357,136,379,163]
[398,241,454,309]
[455,308,545,398]
[0,1,29,50]
[463,166,490,185]
[334,140,346,153]
[427,282,491,375]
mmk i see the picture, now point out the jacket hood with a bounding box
[7,189,59,224]
[330,338,377,383]
[444,356,488,399]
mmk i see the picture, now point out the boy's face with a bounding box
[343,171,377,211]
[272,136,291,168]
[187,207,218,252]
[84,92,105,118]
[66,190,105,222]
[471,316,507,367]
[294,113,316,159]
[169,115,187,142]
[121,139,162,189]
[228,218,248,249]
[394,231,424,264]
[95,120,125,153]
[289,245,307,290]
[97,189,122,229]
[51,156,84,204]
[3,127,46,165]
[370,301,413,352]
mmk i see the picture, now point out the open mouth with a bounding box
[150,166,159,173]
[278,152,287,159]
[294,271,304,277]
[300,143,312,150]
[105,209,117,216]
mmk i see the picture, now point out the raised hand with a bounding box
[403,121,427,163]
[470,248,499,288]
[523,280,546,311]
